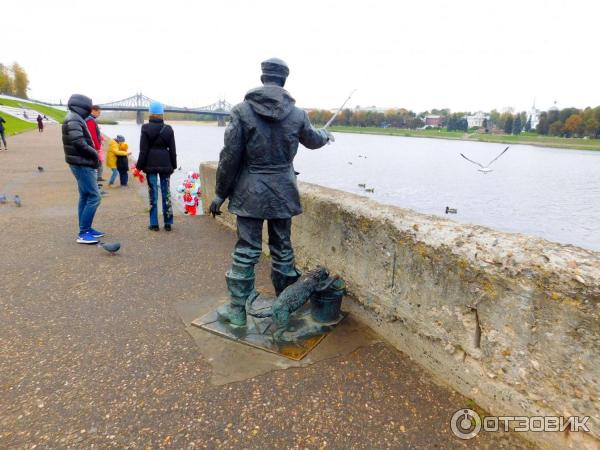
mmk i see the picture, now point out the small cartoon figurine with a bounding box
[183,188,197,215]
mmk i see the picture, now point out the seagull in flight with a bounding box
[460,146,510,173]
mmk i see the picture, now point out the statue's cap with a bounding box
[261,58,289,79]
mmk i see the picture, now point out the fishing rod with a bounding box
[323,89,357,129]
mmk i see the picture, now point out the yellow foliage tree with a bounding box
[563,114,584,137]
[11,62,29,98]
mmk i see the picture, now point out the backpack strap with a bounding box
[148,125,167,149]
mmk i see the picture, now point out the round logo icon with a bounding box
[451,408,481,439]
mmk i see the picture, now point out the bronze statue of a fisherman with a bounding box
[209,58,334,326]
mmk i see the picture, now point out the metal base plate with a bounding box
[191,295,346,361]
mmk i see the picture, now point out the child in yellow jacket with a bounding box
[106,135,131,186]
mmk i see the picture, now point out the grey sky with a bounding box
[4,0,597,112]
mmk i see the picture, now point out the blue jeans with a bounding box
[69,165,101,234]
[108,168,118,185]
[147,173,173,226]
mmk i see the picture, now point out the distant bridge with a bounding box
[97,93,233,125]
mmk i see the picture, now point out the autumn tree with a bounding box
[11,63,29,98]
[584,118,600,138]
[0,64,13,95]
[488,109,500,128]
[563,114,584,137]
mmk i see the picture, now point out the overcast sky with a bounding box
[4,0,597,113]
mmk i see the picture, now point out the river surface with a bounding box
[102,122,600,251]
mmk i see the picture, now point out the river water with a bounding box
[102,122,600,252]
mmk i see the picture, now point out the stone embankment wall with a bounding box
[200,162,600,450]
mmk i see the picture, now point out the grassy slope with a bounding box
[1,114,36,135]
[0,98,66,122]
[0,98,66,136]
[329,126,600,151]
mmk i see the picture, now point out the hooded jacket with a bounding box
[215,85,328,219]
[62,94,99,168]
[137,117,177,175]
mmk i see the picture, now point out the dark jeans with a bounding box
[232,216,294,275]
[0,130,6,147]
[69,165,101,234]
[147,173,172,226]
[118,169,128,186]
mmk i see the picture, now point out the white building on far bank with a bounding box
[466,111,489,128]
[528,99,541,130]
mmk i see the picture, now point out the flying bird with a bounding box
[98,241,121,255]
[445,207,457,214]
[460,146,510,173]
[14,195,21,207]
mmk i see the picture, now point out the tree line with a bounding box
[0,62,30,98]
[308,108,425,129]
[308,105,600,139]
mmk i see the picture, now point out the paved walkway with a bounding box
[0,126,532,449]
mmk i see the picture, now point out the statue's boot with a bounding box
[217,271,255,326]
[271,267,301,297]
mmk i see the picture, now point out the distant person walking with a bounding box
[0,115,7,150]
[37,114,44,132]
[86,105,105,182]
[62,94,105,244]
[136,101,177,231]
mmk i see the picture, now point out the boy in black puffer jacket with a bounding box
[62,94,105,244]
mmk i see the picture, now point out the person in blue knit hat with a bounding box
[136,101,177,231]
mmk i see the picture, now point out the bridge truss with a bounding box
[97,93,232,116]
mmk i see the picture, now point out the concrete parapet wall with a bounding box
[200,162,600,449]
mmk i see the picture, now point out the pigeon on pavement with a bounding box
[98,241,121,254]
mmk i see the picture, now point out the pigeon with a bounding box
[14,195,21,207]
[98,241,121,255]
[445,207,458,214]
[460,146,509,173]
[37,166,44,172]
[0,194,6,204]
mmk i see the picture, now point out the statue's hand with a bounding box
[209,196,224,218]
[319,128,335,143]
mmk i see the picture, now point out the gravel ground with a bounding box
[0,126,533,449]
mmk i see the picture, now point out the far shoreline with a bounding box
[329,125,600,152]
